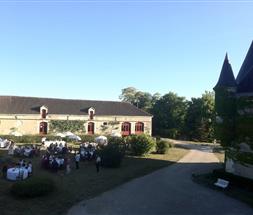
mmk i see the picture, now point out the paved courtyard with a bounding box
[67,144,253,215]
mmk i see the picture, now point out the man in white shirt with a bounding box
[75,153,81,169]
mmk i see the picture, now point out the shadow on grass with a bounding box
[0,154,178,215]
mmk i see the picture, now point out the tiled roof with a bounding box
[0,96,151,116]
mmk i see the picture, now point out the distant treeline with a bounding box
[119,87,215,142]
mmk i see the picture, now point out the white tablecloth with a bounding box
[0,140,8,148]
[24,148,32,157]
[7,168,29,181]
[55,158,64,166]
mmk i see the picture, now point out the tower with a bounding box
[213,54,237,146]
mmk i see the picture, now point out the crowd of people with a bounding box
[41,153,68,172]
[10,145,40,157]
[1,138,104,180]
[46,142,68,155]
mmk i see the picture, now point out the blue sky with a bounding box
[0,0,253,101]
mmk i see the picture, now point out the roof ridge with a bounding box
[0,95,123,103]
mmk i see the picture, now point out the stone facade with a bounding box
[0,96,152,136]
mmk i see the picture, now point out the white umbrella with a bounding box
[111,132,121,137]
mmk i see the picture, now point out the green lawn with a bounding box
[0,147,188,215]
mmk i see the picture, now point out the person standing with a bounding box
[75,153,80,169]
[66,157,71,174]
[95,155,101,173]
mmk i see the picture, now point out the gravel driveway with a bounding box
[67,144,253,215]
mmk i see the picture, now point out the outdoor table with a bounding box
[7,167,29,181]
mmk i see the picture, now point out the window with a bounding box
[121,122,131,136]
[89,111,94,120]
[88,107,95,120]
[135,122,144,134]
[41,109,47,119]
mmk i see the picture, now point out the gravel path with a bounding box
[67,145,253,215]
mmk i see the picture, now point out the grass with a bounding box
[0,147,188,215]
[192,172,253,208]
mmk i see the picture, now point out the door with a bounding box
[121,122,131,136]
[39,122,48,135]
[88,122,95,135]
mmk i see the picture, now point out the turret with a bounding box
[214,54,237,146]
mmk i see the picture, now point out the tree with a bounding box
[151,92,188,138]
[184,91,215,141]
[119,87,138,104]
[119,87,159,112]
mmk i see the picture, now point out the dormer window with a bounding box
[88,107,95,120]
[40,106,48,119]
[42,109,47,118]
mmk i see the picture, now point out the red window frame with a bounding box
[88,122,95,135]
[135,122,144,134]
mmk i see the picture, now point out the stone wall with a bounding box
[0,114,152,136]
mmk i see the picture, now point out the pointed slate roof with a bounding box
[237,67,253,93]
[214,54,237,90]
[236,41,253,84]
[236,41,253,93]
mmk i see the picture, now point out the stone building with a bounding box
[214,41,253,179]
[0,96,152,136]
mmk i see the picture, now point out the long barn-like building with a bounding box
[0,96,152,136]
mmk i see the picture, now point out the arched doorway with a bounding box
[121,122,131,136]
[88,122,95,135]
[135,122,144,134]
[39,122,48,135]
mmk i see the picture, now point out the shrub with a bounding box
[99,144,125,168]
[10,177,56,198]
[108,136,124,145]
[127,134,155,156]
[79,135,98,143]
[156,140,171,154]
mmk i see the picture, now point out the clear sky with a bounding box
[0,0,253,101]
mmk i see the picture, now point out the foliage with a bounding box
[50,120,85,133]
[184,91,215,141]
[119,87,216,141]
[108,136,124,145]
[156,140,171,154]
[99,143,125,168]
[10,177,56,198]
[119,87,160,112]
[78,135,98,143]
[151,92,188,138]
[226,149,253,166]
[214,87,236,147]
[0,135,54,143]
[127,134,155,156]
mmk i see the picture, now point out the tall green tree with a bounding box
[119,87,159,112]
[151,92,188,138]
[184,91,215,141]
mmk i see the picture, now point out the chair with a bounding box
[214,178,229,189]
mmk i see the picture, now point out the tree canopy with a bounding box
[119,87,215,142]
